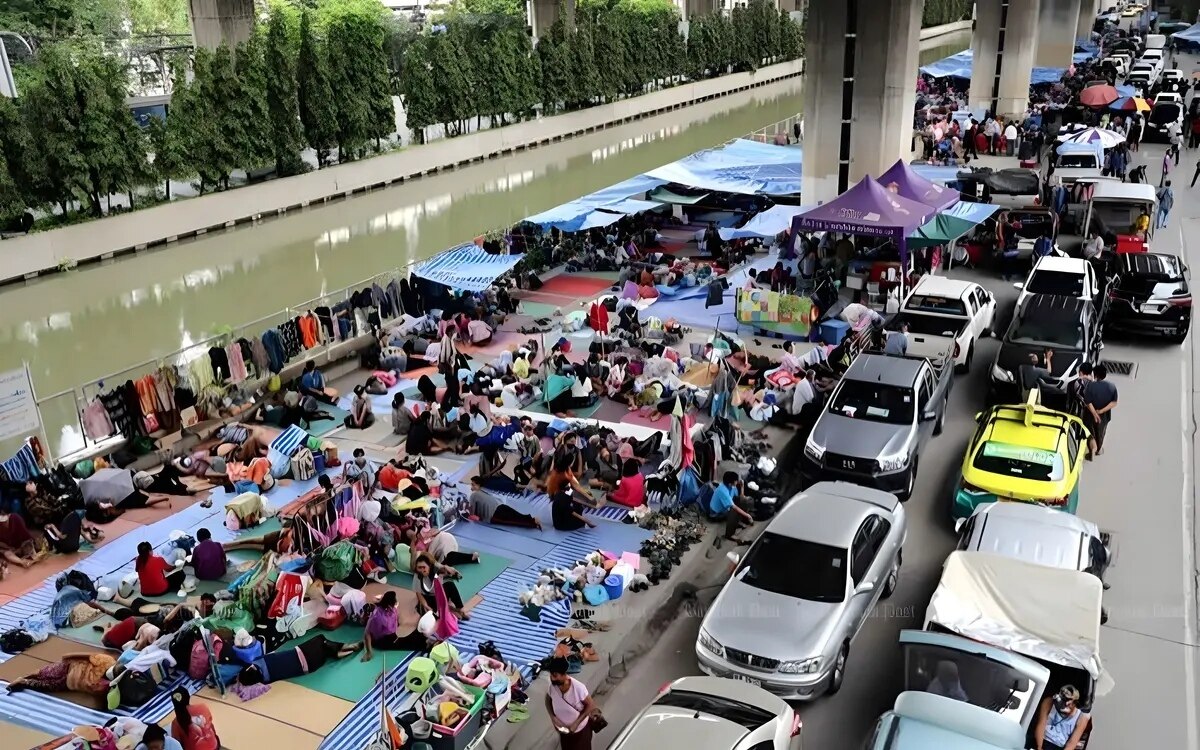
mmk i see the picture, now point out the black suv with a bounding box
[1106,252,1191,343]
[989,294,1104,407]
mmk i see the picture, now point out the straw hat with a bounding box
[118,574,138,599]
[233,628,255,648]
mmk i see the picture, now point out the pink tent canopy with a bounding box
[878,160,959,211]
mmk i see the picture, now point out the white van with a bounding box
[1083,180,1158,242]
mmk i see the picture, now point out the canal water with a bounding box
[0,31,970,456]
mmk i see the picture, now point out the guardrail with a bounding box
[12,112,806,465]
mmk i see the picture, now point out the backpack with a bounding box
[56,570,96,598]
[0,629,34,654]
[188,634,223,680]
[118,670,158,706]
[169,626,200,667]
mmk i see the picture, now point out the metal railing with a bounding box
[745,114,803,145]
[10,114,806,465]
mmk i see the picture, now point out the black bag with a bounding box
[169,625,200,667]
[119,670,158,706]
[56,569,96,597]
[477,640,503,662]
[0,628,35,653]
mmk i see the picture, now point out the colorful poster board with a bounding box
[736,288,816,336]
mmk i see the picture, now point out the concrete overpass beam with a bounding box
[971,0,1042,119]
[188,0,256,51]
[1036,0,1081,68]
[800,0,922,205]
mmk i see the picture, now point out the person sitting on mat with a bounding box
[551,488,597,532]
[406,410,453,456]
[44,508,105,554]
[137,723,185,750]
[6,651,116,695]
[221,526,295,556]
[468,475,542,529]
[344,385,376,430]
[0,509,49,577]
[403,526,479,574]
[234,634,362,686]
[136,541,186,596]
[361,591,434,662]
[300,361,338,405]
[413,552,471,622]
[607,459,646,508]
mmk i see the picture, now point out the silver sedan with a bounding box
[696,482,907,701]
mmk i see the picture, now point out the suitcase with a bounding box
[291,449,315,481]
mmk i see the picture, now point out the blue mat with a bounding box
[451,521,557,560]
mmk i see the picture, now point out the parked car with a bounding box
[696,482,907,700]
[1016,255,1105,311]
[867,630,1052,750]
[951,397,1090,520]
[989,294,1104,406]
[888,275,997,373]
[1081,180,1158,247]
[956,501,1111,585]
[1053,141,1104,185]
[1145,101,1183,142]
[607,676,801,750]
[802,352,954,499]
[1106,251,1191,342]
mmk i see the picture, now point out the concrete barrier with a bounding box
[0,58,804,286]
[919,19,973,42]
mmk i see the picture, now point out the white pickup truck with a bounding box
[887,276,997,373]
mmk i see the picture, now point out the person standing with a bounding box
[1161,149,1174,187]
[1083,365,1118,458]
[1156,180,1175,229]
[169,689,220,750]
[884,322,909,356]
[545,657,601,750]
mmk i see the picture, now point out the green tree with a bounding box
[264,9,306,175]
[569,19,600,108]
[512,26,542,120]
[159,56,205,191]
[0,95,48,211]
[537,21,572,114]
[0,0,125,38]
[431,28,474,136]
[297,11,339,166]
[199,46,246,188]
[0,152,22,221]
[127,0,191,35]
[591,10,629,101]
[400,34,438,143]
[324,6,393,158]
[233,37,276,173]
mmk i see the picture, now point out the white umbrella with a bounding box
[1055,126,1126,148]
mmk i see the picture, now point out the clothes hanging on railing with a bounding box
[398,277,422,316]
[331,302,355,340]
[0,441,41,482]
[81,399,115,442]
[299,313,320,349]
[134,376,159,418]
[313,306,335,340]
[99,385,136,440]
[187,356,216,394]
[153,367,179,432]
[227,341,248,383]
[386,279,402,317]
[249,336,271,375]
[261,329,286,373]
[279,318,303,359]
[235,339,257,378]
[208,346,231,382]
[372,283,395,319]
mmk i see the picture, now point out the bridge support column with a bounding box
[971,0,1042,119]
[1076,0,1100,41]
[800,0,922,205]
[188,0,255,50]
[529,0,576,39]
[1036,0,1081,68]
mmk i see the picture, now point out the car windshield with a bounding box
[1026,270,1086,297]
[1057,154,1096,168]
[1010,315,1084,349]
[905,294,967,316]
[1116,278,1188,299]
[653,691,774,731]
[903,643,1038,724]
[973,440,1065,482]
[736,532,847,602]
[829,380,915,424]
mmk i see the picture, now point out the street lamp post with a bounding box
[0,32,33,98]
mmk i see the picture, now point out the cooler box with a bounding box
[1115,234,1148,254]
[819,319,851,345]
[427,684,487,750]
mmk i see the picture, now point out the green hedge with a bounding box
[922,0,973,27]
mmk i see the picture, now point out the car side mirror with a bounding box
[974,411,983,422]
[726,552,741,566]
[856,581,876,595]
[921,410,938,422]
[954,517,967,533]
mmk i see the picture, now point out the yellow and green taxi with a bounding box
[952,394,1089,521]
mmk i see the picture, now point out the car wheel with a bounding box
[882,556,900,599]
[827,643,849,696]
[956,342,973,374]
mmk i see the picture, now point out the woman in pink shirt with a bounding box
[544,657,599,750]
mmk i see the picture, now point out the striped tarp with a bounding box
[268,424,309,476]
[412,244,523,293]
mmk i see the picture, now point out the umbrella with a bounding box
[1056,127,1126,148]
[80,468,135,504]
[1109,96,1151,112]
[1079,84,1120,107]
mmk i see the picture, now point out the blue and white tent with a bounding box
[412,243,525,292]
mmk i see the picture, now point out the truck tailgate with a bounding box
[890,313,966,363]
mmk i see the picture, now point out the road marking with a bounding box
[1179,223,1198,750]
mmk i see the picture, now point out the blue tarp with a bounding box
[919,49,1067,85]
[909,165,968,185]
[576,174,668,206]
[1173,22,1200,44]
[718,204,810,240]
[413,243,524,292]
[941,201,1004,224]
[524,196,664,232]
[644,138,803,195]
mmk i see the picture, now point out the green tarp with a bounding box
[906,213,980,249]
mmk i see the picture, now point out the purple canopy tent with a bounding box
[877,160,959,211]
[792,176,936,298]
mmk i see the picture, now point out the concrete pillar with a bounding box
[1036,0,1081,68]
[529,0,577,39]
[971,0,1042,119]
[1076,0,1099,41]
[800,0,922,205]
[187,0,255,50]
